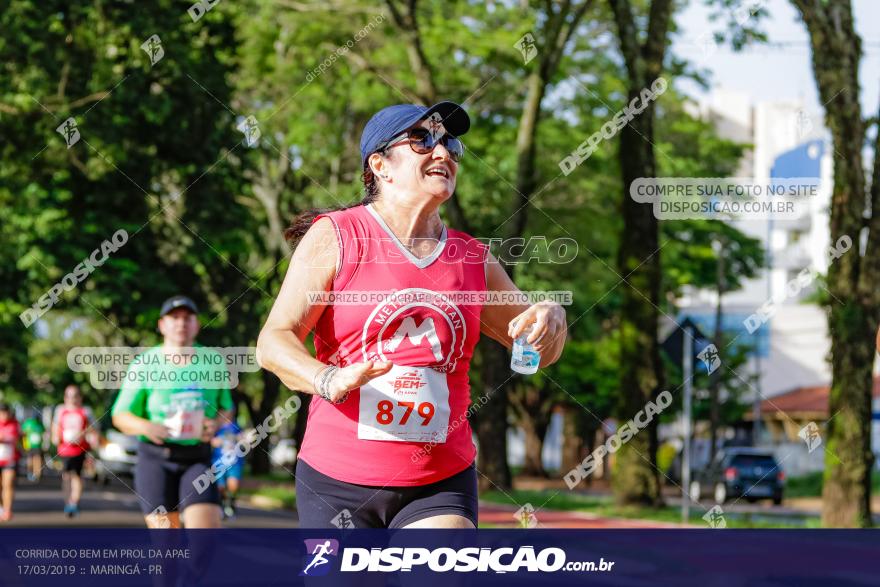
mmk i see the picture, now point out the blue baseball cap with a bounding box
[359,101,471,166]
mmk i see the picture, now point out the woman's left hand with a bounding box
[507,301,567,356]
[200,418,218,443]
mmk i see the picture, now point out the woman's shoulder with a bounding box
[310,204,370,237]
[315,203,366,223]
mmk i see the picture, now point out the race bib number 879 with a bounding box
[358,365,451,443]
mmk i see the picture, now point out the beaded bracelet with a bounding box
[316,365,345,403]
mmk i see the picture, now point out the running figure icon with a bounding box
[302,540,336,575]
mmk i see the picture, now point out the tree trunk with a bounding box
[383,0,438,104]
[560,404,585,474]
[584,420,600,482]
[520,407,551,478]
[509,381,554,477]
[561,402,600,485]
[792,0,876,528]
[474,340,513,493]
[608,0,673,507]
[613,111,663,505]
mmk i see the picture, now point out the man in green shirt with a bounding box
[20,412,44,482]
[112,295,232,529]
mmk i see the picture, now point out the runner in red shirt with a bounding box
[51,385,97,518]
[0,403,21,521]
[257,101,567,529]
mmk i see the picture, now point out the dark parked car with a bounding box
[689,448,784,505]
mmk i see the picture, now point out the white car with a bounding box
[269,439,298,468]
[95,430,138,485]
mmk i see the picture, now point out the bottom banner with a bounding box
[0,529,876,586]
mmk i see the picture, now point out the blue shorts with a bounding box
[215,459,244,486]
[134,441,220,515]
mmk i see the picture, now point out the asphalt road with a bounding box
[0,473,298,528]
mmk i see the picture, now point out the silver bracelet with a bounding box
[314,365,333,398]
[324,370,352,404]
[316,365,343,403]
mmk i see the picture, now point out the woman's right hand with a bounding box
[323,361,393,403]
[141,421,170,445]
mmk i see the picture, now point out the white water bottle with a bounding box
[511,324,541,375]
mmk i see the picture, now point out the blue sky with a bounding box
[672,0,880,115]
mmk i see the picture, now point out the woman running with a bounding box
[0,403,21,521]
[111,295,233,528]
[257,101,566,529]
[51,385,97,517]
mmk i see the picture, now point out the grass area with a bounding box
[239,468,297,509]
[240,484,297,510]
[784,472,823,498]
[247,470,295,483]
[480,489,821,528]
[784,471,880,498]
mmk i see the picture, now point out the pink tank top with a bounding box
[56,406,90,457]
[297,203,487,486]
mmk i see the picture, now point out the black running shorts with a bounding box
[61,453,86,475]
[134,441,220,516]
[295,458,478,529]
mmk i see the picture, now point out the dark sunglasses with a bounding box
[379,127,464,162]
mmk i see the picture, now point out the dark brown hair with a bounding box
[284,156,387,246]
